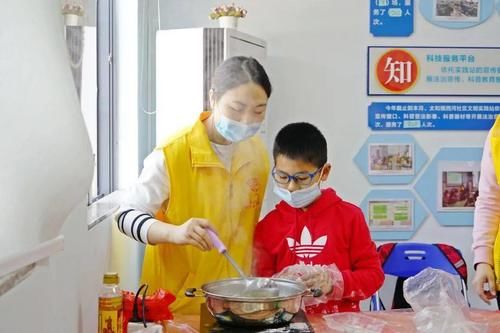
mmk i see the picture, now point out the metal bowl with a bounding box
[185,277,320,327]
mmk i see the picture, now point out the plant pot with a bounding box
[64,14,81,26]
[218,16,238,29]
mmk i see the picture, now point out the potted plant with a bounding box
[62,3,85,26]
[209,3,247,29]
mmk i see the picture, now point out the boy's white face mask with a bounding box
[273,180,322,208]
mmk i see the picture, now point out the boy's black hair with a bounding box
[273,122,327,168]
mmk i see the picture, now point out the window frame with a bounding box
[95,0,115,201]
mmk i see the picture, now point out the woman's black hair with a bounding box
[211,56,272,100]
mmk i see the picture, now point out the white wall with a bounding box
[82,0,96,27]
[0,1,112,332]
[159,0,500,310]
[0,205,113,333]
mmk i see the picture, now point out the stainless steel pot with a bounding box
[185,277,321,327]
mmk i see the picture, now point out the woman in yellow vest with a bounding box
[116,56,271,314]
[473,116,500,309]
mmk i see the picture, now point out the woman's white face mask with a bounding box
[210,82,268,143]
[215,115,261,142]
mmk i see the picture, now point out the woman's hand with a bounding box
[147,218,215,250]
[473,263,497,304]
[167,218,215,251]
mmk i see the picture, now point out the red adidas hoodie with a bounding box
[253,188,384,314]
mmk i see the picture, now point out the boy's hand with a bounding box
[274,263,344,300]
[274,264,304,280]
[301,265,344,299]
[473,263,497,304]
[300,266,334,295]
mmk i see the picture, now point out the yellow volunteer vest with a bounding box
[141,112,269,314]
[491,116,500,288]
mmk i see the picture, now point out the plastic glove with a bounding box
[274,262,344,301]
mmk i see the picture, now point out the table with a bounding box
[321,310,500,333]
[166,309,500,332]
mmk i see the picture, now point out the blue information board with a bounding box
[370,0,414,37]
[368,102,500,130]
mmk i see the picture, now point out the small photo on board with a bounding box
[369,143,414,176]
[434,0,480,22]
[368,199,413,231]
[438,161,480,211]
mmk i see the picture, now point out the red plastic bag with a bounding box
[123,284,176,331]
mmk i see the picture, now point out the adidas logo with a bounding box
[286,226,327,259]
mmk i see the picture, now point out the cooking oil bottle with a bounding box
[98,272,123,333]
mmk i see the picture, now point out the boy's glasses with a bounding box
[272,166,323,186]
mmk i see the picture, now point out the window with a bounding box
[64,0,115,203]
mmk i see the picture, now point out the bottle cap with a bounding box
[103,272,119,285]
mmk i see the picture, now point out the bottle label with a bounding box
[98,296,123,333]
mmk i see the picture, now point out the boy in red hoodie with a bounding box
[253,122,384,314]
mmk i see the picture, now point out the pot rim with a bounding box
[197,277,310,302]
